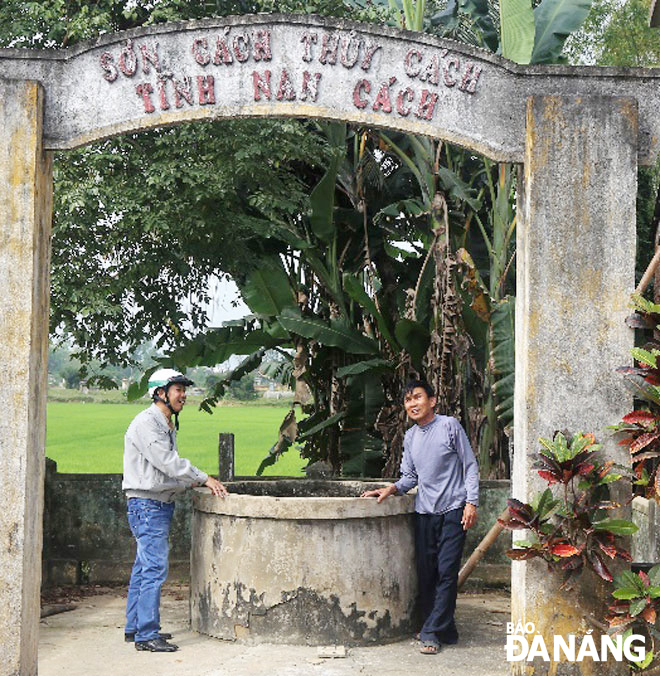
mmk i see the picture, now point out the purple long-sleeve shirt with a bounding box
[394,414,479,514]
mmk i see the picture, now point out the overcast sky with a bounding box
[206,276,250,327]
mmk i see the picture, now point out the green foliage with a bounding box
[51,118,327,370]
[565,0,660,68]
[340,373,386,476]
[636,166,660,288]
[277,309,380,355]
[430,0,498,50]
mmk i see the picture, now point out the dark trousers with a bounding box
[415,508,466,643]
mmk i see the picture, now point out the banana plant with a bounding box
[428,0,593,474]
[190,122,426,476]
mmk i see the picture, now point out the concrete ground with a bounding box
[39,584,510,676]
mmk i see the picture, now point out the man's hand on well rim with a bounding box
[204,476,228,498]
[360,484,397,503]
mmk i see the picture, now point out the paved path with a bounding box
[39,585,510,676]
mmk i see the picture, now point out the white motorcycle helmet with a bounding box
[148,368,194,399]
[148,368,194,429]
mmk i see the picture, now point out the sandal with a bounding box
[420,640,440,655]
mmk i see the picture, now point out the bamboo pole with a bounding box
[457,507,510,589]
[635,246,660,296]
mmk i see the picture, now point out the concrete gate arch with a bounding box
[0,13,654,675]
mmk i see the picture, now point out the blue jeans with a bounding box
[416,509,466,644]
[125,498,174,641]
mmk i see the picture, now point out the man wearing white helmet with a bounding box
[122,368,227,653]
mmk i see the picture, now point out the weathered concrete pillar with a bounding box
[513,95,637,674]
[0,79,52,675]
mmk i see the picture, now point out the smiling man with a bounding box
[361,379,479,655]
[122,368,228,653]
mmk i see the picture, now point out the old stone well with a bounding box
[190,479,416,645]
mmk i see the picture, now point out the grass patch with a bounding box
[46,400,305,476]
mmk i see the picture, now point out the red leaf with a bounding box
[576,463,595,476]
[538,470,560,485]
[598,543,617,559]
[645,372,660,385]
[635,461,647,478]
[631,432,660,454]
[618,437,634,447]
[617,549,633,562]
[590,551,613,582]
[608,614,634,628]
[552,544,579,557]
[622,410,658,426]
[640,570,651,587]
[505,499,535,524]
[642,606,657,624]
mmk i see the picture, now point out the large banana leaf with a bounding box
[309,155,340,244]
[490,296,515,427]
[376,198,426,219]
[336,358,394,378]
[297,411,346,439]
[164,322,281,369]
[531,0,592,64]
[500,0,535,63]
[395,318,430,370]
[437,166,481,210]
[309,123,346,244]
[240,258,293,317]
[342,273,399,350]
[302,249,346,315]
[277,307,379,355]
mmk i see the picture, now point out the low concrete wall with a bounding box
[42,459,512,588]
[464,480,511,588]
[42,459,193,586]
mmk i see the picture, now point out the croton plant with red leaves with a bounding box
[499,431,636,589]
[611,296,660,499]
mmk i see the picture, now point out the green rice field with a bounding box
[46,401,305,476]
